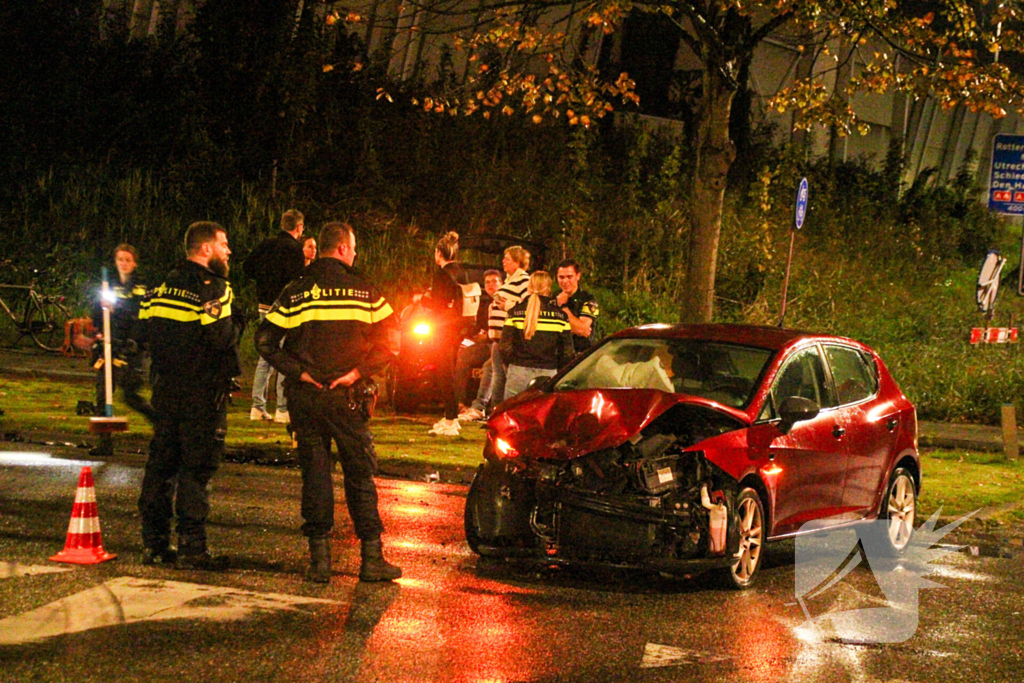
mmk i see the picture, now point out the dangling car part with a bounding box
[464,324,920,588]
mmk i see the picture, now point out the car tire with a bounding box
[715,487,765,590]
[877,467,916,556]
[464,462,536,556]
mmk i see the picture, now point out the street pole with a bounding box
[779,228,796,328]
[779,177,808,328]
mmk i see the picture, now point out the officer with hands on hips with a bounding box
[255,222,402,583]
[136,221,243,570]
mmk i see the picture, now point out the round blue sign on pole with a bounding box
[795,177,809,230]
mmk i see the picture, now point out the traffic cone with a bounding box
[50,466,117,564]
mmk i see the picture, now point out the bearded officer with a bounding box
[255,222,401,583]
[137,221,243,569]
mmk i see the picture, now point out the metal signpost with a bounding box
[779,177,808,328]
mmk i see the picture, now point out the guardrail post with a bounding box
[1001,404,1019,461]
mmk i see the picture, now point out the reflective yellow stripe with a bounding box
[504,317,568,332]
[266,300,394,329]
[131,285,148,296]
[142,303,201,323]
[144,296,202,312]
[200,301,233,325]
[199,288,233,326]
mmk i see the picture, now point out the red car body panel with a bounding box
[490,389,747,462]
[487,324,920,540]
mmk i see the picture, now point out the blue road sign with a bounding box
[989,134,1024,214]
[795,177,809,229]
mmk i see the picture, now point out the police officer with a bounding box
[90,243,154,456]
[254,222,402,583]
[555,258,600,355]
[137,222,243,569]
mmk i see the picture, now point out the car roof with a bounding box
[611,323,844,352]
[460,234,546,255]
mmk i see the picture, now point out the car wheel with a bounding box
[717,487,765,590]
[464,462,536,556]
[879,467,916,555]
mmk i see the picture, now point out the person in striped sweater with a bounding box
[484,246,531,410]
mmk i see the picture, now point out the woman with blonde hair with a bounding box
[499,271,573,399]
[420,231,472,435]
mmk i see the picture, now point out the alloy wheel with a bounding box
[733,491,763,584]
[886,472,916,552]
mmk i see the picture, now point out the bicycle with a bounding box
[0,264,73,352]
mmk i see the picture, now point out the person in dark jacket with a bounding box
[89,243,154,456]
[136,222,244,570]
[244,209,305,423]
[255,222,402,583]
[419,231,470,436]
[500,271,573,400]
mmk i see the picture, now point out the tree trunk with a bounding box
[681,65,736,323]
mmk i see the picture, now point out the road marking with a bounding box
[639,642,730,668]
[0,576,339,645]
[0,562,72,579]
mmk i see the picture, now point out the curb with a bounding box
[0,364,93,382]
[918,435,1003,453]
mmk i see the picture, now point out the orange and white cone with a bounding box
[50,466,117,564]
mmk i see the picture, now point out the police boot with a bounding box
[359,538,402,582]
[306,537,332,584]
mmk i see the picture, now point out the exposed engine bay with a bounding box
[466,403,747,571]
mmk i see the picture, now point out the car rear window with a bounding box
[553,338,773,408]
[824,344,878,405]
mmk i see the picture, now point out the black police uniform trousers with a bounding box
[287,381,384,542]
[138,381,226,555]
[93,346,155,422]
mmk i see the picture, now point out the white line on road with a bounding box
[640,642,730,668]
[0,562,72,579]
[0,576,340,645]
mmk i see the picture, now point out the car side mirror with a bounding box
[777,396,819,435]
[526,376,550,392]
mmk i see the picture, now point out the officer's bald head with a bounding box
[319,223,356,260]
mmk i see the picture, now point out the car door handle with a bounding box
[832,426,846,439]
[886,418,899,432]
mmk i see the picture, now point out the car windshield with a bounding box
[552,337,773,408]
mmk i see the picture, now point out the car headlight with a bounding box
[494,437,518,459]
[412,322,430,336]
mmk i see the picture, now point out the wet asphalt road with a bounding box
[0,445,1022,683]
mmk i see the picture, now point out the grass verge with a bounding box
[0,376,487,470]
[2,374,1023,524]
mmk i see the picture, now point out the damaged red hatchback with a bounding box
[465,324,920,588]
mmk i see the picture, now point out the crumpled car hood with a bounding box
[489,389,747,460]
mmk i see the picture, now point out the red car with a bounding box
[465,324,919,588]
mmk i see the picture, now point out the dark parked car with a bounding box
[465,324,919,588]
[391,235,547,413]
